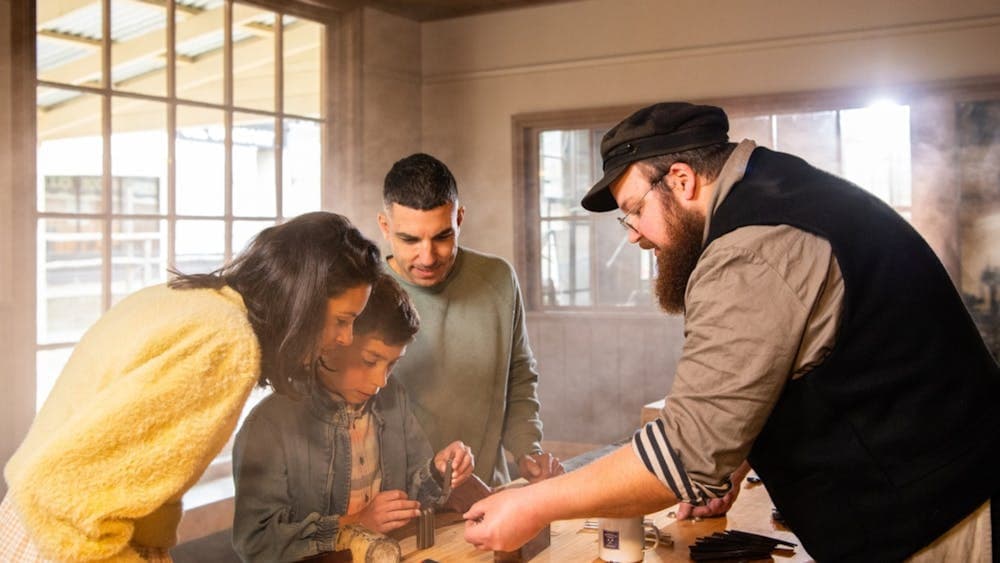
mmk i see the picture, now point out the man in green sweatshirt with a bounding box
[376,152,564,487]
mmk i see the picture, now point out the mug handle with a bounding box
[642,522,660,551]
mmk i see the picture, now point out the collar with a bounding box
[702,139,757,244]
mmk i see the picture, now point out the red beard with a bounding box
[653,196,706,314]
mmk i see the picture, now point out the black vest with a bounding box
[705,147,1000,562]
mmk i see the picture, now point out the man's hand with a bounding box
[435,441,474,488]
[463,487,542,551]
[342,490,420,533]
[517,451,565,483]
[674,461,750,520]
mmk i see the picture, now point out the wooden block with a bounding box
[441,473,493,514]
[493,524,551,562]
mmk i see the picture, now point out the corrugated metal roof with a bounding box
[36,40,90,73]
[181,0,225,10]
[177,28,258,59]
[40,3,103,40]
[110,2,167,42]
[37,1,296,91]
[111,58,167,84]
[37,86,85,110]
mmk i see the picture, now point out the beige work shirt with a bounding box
[631,140,990,560]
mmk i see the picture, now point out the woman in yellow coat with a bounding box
[0,212,381,562]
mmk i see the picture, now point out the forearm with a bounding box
[233,507,338,563]
[527,446,677,522]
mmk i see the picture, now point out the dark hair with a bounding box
[352,274,420,346]
[641,142,738,186]
[169,212,381,395]
[383,152,458,210]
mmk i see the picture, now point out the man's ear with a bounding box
[669,162,698,201]
[456,205,466,230]
[377,210,391,240]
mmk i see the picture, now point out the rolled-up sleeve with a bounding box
[633,226,841,503]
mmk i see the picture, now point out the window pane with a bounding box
[233,4,276,112]
[37,0,103,87]
[774,111,840,175]
[539,130,593,218]
[111,0,166,97]
[233,219,273,255]
[594,215,655,307]
[112,219,167,306]
[540,218,590,306]
[177,105,226,216]
[233,113,276,217]
[38,89,103,213]
[177,3,225,105]
[39,218,103,344]
[729,115,773,149]
[37,347,75,410]
[283,119,321,217]
[111,98,167,214]
[841,104,912,207]
[176,220,224,274]
[284,18,322,118]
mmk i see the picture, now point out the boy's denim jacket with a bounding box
[232,377,446,563]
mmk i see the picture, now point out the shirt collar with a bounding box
[702,139,757,244]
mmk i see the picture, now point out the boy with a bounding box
[232,274,473,562]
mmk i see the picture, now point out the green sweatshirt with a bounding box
[386,247,543,485]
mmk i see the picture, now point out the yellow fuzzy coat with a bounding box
[4,284,260,562]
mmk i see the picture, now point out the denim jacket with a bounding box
[231,377,444,563]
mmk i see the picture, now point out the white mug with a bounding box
[597,516,660,562]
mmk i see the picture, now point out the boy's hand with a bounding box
[347,490,420,533]
[435,441,474,489]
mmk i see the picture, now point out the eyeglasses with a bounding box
[617,186,655,234]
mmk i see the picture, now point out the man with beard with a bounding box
[464,102,1000,561]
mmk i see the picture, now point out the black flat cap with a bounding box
[581,102,729,212]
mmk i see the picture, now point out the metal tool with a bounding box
[417,506,435,549]
[440,454,454,502]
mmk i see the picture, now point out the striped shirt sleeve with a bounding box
[631,418,733,505]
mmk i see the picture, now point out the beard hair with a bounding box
[653,196,706,314]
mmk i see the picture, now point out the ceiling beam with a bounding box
[38,29,102,49]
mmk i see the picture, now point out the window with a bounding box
[728,103,912,218]
[34,0,329,502]
[35,0,325,405]
[516,101,913,311]
[537,128,656,308]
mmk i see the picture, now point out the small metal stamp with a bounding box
[417,506,435,549]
